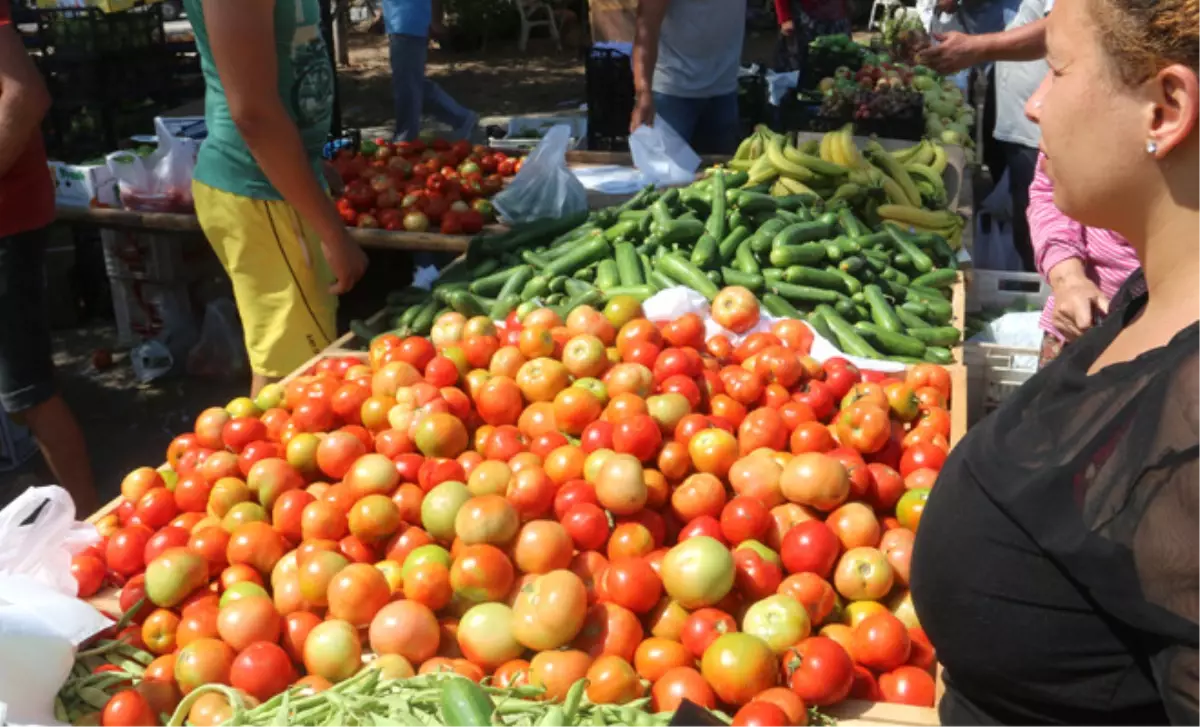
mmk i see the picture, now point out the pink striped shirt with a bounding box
[1027,153,1141,340]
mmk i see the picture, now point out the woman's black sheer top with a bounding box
[911,271,1199,725]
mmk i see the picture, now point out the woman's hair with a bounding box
[1090,0,1199,84]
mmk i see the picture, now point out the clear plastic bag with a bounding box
[106,117,196,213]
[493,125,589,224]
[186,298,248,379]
[629,119,701,186]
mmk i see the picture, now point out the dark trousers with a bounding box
[1000,141,1039,273]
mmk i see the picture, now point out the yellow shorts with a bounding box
[193,180,337,378]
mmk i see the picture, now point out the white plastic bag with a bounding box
[0,486,113,726]
[640,286,907,373]
[493,125,589,224]
[766,70,800,107]
[187,298,248,379]
[629,119,701,187]
[106,117,196,213]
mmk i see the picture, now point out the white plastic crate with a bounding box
[110,277,197,349]
[101,230,215,283]
[964,270,1051,424]
[488,116,586,153]
[966,269,1051,313]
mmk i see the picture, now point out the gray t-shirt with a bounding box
[993,0,1054,148]
[651,0,746,98]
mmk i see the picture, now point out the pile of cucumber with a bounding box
[352,169,962,365]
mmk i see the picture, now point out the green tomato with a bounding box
[742,594,811,654]
[421,480,471,542]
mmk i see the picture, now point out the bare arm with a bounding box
[0,22,51,179]
[203,0,365,293]
[629,0,668,130]
[920,18,1048,74]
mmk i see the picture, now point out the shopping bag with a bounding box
[106,117,197,213]
[493,125,589,224]
[0,486,113,726]
[629,119,701,187]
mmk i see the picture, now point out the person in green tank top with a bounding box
[184,0,367,397]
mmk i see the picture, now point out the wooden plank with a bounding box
[951,273,966,365]
[826,700,939,726]
[949,362,969,447]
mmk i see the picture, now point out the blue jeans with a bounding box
[388,34,473,142]
[651,91,740,155]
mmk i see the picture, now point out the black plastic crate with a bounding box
[585,47,635,152]
[738,72,769,133]
[38,50,177,107]
[42,101,160,163]
[777,94,924,141]
[30,4,166,63]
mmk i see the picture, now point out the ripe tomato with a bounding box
[601,558,662,614]
[878,665,937,707]
[851,612,911,672]
[572,602,643,662]
[650,666,716,712]
[101,690,157,727]
[899,443,948,478]
[785,636,855,707]
[719,496,770,545]
[711,286,761,334]
[680,607,737,658]
[230,642,297,702]
[905,364,951,400]
[107,525,152,577]
[834,402,891,454]
[732,702,791,727]
[71,554,107,598]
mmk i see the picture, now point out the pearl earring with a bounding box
[1146,140,1159,154]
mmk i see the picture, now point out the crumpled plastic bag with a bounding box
[641,286,907,373]
[629,119,701,187]
[766,70,800,106]
[106,117,196,213]
[493,125,589,224]
[186,298,248,379]
[0,486,113,726]
[968,311,1042,371]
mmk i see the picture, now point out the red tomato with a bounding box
[851,613,911,672]
[780,520,841,578]
[732,702,791,727]
[101,690,157,727]
[71,554,107,598]
[719,496,770,545]
[899,443,948,478]
[785,636,855,707]
[562,504,610,552]
[612,414,663,462]
[680,608,737,659]
[230,642,298,702]
[878,665,937,707]
[733,548,783,601]
[602,558,662,614]
[107,526,152,577]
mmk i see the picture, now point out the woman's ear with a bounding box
[1146,64,1199,159]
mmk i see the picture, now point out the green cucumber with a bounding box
[853,321,927,358]
[706,172,727,241]
[905,326,962,347]
[409,301,440,335]
[816,304,883,358]
[772,221,837,248]
[864,284,904,334]
[762,293,803,319]
[469,265,521,297]
[785,266,848,292]
[495,265,534,302]
[823,266,864,296]
[441,677,496,727]
[481,211,590,254]
[910,268,958,290]
[770,242,827,268]
[658,219,706,245]
[445,290,486,317]
[924,346,955,364]
[520,275,551,300]
[733,190,778,214]
[542,238,611,279]
[720,268,765,292]
[838,255,866,276]
[595,259,620,289]
[750,219,790,255]
[603,219,640,241]
[806,309,835,342]
[691,233,719,269]
[605,284,658,301]
[614,241,644,286]
[718,226,752,264]
[895,306,932,330]
[657,253,720,300]
[733,239,762,275]
[648,270,676,291]
[884,225,935,273]
[836,207,871,238]
[770,282,845,304]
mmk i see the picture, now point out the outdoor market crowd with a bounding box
[0,0,1196,723]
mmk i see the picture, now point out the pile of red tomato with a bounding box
[75,292,955,727]
[331,137,522,235]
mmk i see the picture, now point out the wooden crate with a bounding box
[828,701,939,726]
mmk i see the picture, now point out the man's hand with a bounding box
[918,31,981,74]
[630,91,655,132]
[323,231,368,295]
[780,19,794,35]
[935,0,958,14]
[1051,268,1108,342]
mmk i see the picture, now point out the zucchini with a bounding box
[772,221,837,248]
[823,266,864,296]
[706,172,727,241]
[806,309,836,342]
[542,238,611,279]
[495,265,534,302]
[445,290,486,317]
[853,321,927,358]
[657,253,720,300]
[816,304,883,359]
[603,219,639,241]
[785,266,849,292]
[750,219,790,255]
[409,301,440,335]
[734,190,778,214]
[468,265,522,297]
[648,270,676,291]
[910,269,958,289]
[836,207,871,238]
[924,346,955,364]
[718,226,752,264]
[595,259,620,289]
[895,306,932,330]
[733,239,761,275]
[658,219,706,245]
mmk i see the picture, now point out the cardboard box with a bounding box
[49,162,120,208]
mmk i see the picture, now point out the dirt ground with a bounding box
[0,26,826,513]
